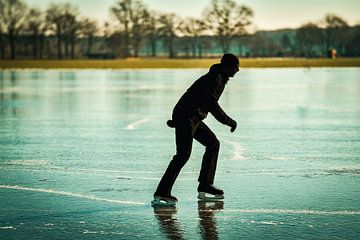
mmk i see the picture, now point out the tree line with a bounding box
[0,0,359,59]
[295,15,360,57]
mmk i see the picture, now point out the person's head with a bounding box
[220,53,239,78]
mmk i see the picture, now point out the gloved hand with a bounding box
[166,120,175,128]
[228,119,237,133]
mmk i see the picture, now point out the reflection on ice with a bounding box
[153,206,184,240]
[198,201,224,240]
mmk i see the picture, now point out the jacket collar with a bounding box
[209,64,229,84]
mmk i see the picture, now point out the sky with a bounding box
[26,0,360,30]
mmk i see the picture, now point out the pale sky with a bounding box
[26,0,360,30]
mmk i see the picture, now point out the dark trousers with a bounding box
[155,121,220,195]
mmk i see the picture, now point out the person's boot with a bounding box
[197,183,224,201]
[152,192,178,206]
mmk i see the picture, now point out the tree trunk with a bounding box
[198,43,202,58]
[32,31,39,59]
[151,38,156,57]
[223,39,230,54]
[168,34,175,58]
[0,33,5,59]
[70,33,75,59]
[169,42,174,58]
[9,31,15,59]
[124,21,130,58]
[192,37,198,58]
[219,36,230,54]
[39,34,44,59]
[191,42,196,58]
[86,35,93,56]
[64,35,69,57]
[134,43,139,57]
[56,24,62,59]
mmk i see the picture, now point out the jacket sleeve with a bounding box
[207,77,234,126]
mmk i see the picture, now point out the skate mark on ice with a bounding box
[7,167,161,181]
[0,226,16,230]
[223,140,246,160]
[218,208,360,215]
[2,165,197,175]
[269,156,294,161]
[0,185,146,206]
[125,118,150,130]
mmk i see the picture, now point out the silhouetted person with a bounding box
[152,53,239,206]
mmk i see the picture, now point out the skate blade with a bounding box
[151,197,177,207]
[197,192,224,201]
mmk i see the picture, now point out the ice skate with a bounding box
[151,194,178,206]
[197,184,224,201]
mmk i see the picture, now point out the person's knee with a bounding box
[180,150,192,161]
[173,150,191,164]
[214,139,220,149]
[208,138,220,150]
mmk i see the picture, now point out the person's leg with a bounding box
[155,124,196,196]
[194,122,220,185]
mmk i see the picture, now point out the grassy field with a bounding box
[1,58,360,69]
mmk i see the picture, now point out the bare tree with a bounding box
[111,0,150,57]
[62,10,80,59]
[102,21,114,54]
[0,0,28,59]
[38,16,49,59]
[322,14,349,56]
[204,0,253,53]
[80,17,98,56]
[27,7,49,59]
[131,2,149,57]
[62,13,75,57]
[46,3,78,59]
[143,11,160,57]
[46,4,64,59]
[158,13,181,58]
[0,0,5,59]
[179,18,206,58]
[0,31,4,59]
[110,0,132,57]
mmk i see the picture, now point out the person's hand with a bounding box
[229,119,237,133]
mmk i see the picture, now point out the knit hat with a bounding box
[220,53,239,67]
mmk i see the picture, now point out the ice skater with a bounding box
[151,53,239,206]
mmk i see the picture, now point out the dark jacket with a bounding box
[170,64,234,127]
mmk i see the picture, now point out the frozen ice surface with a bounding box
[0,68,360,239]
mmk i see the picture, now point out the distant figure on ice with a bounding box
[151,53,239,206]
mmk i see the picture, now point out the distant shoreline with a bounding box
[1,58,360,69]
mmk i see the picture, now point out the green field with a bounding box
[1,58,360,69]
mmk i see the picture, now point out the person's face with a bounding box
[224,64,239,78]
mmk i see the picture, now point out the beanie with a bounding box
[220,53,239,67]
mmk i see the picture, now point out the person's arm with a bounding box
[207,77,237,131]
